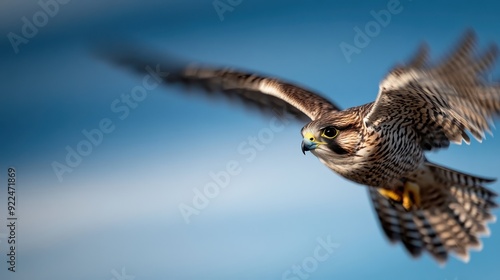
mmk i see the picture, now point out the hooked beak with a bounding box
[301,132,325,155]
[301,141,308,154]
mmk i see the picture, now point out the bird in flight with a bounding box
[102,30,498,264]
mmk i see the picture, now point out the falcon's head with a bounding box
[300,111,362,163]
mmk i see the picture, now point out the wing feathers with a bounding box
[407,43,429,69]
[365,31,500,149]
[100,47,340,122]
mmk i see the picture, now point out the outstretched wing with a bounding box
[99,47,340,122]
[364,30,500,150]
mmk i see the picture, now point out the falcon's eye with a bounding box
[321,127,339,139]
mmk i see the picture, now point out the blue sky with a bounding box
[1,0,500,279]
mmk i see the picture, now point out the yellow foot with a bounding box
[377,181,421,211]
[378,188,402,202]
[402,181,421,211]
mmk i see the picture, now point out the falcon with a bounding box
[101,30,499,264]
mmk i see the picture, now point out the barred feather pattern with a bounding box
[369,164,497,263]
[176,67,340,121]
[365,30,500,149]
[369,162,497,263]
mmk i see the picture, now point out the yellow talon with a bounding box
[378,181,421,211]
[402,181,421,211]
[378,188,402,202]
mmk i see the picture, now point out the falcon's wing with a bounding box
[99,48,340,122]
[364,31,500,150]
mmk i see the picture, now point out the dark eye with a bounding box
[321,127,338,139]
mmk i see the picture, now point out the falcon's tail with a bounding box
[369,162,497,264]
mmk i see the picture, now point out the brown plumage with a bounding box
[100,30,499,264]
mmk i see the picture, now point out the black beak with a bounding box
[301,141,308,155]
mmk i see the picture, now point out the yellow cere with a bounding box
[304,132,327,145]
